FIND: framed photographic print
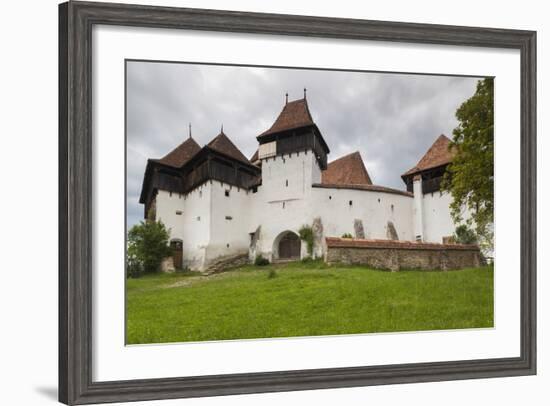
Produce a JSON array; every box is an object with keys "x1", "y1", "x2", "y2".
[{"x1": 59, "y1": 1, "x2": 536, "y2": 404}]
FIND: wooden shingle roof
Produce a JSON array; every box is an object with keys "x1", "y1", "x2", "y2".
[
  {"x1": 154, "y1": 137, "x2": 201, "y2": 168},
  {"x1": 403, "y1": 134, "x2": 454, "y2": 177},
  {"x1": 321, "y1": 151, "x2": 372, "y2": 186},
  {"x1": 258, "y1": 98, "x2": 315, "y2": 138},
  {"x1": 207, "y1": 131, "x2": 250, "y2": 164}
]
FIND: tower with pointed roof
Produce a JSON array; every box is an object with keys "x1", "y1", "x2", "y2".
[
  {"x1": 401, "y1": 134, "x2": 459, "y2": 242},
  {"x1": 257, "y1": 96, "x2": 330, "y2": 169}
]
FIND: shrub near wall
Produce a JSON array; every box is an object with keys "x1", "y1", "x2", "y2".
[{"x1": 325, "y1": 237, "x2": 481, "y2": 271}]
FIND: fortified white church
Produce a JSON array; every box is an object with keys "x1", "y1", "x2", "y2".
[{"x1": 139, "y1": 92, "x2": 468, "y2": 271}]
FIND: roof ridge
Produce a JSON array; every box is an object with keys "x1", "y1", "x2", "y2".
[
  {"x1": 157, "y1": 136, "x2": 201, "y2": 168},
  {"x1": 329, "y1": 150, "x2": 361, "y2": 163},
  {"x1": 206, "y1": 130, "x2": 250, "y2": 164},
  {"x1": 258, "y1": 97, "x2": 315, "y2": 137},
  {"x1": 402, "y1": 133, "x2": 454, "y2": 178}
]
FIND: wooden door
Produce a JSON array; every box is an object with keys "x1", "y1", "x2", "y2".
[
  {"x1": 170, "y1": 240, "x2": 183, "y2": 269},
  {"x1": 279, "y1": 233, "x2": 300, "y2": 259}
]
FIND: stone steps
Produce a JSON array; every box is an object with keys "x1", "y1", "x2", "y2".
[{"x1": 203, "y1": 254, "x2": 249, "y2": 275}]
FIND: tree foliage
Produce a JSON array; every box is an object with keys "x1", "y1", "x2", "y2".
[
  {"x1": 453, "y1": 225, "x2": 478, "y2": 245},
  {"x1": 127, "y1": 220, "x2": 172, "y2": 276},
  {"x1": 444, "y1": 78, "x2": 494, "y2": 247}
]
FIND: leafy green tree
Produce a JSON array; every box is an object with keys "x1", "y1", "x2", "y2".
[
  {"x1": 127, "y1": 220, "x2": 172, "y2": 276},
  {"x1": 444, "y1": 78, "x2": 494, "y2": 248},
  {"x1": 453, "y1": 225, "x2": 478, "y2": 245}
]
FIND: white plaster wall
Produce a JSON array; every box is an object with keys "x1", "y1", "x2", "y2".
[
  {"x1": 260, "y1": 151, "x2": 319, "y2": 202},
  {"x1": 156, "y1": 185, "x2": 212, "y2": 270},
  {"x1": 154, "y1": 189, "x2": 186, "y2": 240},
  {"x1": 180, "y1": 184, "x2": 212, "y2": 270},
  {"x1": 413, "y1": 179, "x2": 424, "y2": 240},
  {"x1": 311, "y1": 187, "x2": 415, "y2": 242},
  {"x1": 207, "y1": 181, "x2": 254, "y2": 261},
  {"x1": 251, "y1": 152, "x2": 322, "y2": 260},
  {"x1": 421, "y1": 191, "x2": 456, "y2": 243}
]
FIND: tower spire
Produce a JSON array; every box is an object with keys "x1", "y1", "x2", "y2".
[
  {"x1": 221, "y1": 123, "x2": 224, "y2": 134},
  {"x1": 285, "y1": 92, "x2": 288, "y2": 104},
  {"x1": 188, "y1": 122, "x2": 192, "y2": 138},
  {"x1": 303, "y1": 87, "x2": 307, "y2": 100}
]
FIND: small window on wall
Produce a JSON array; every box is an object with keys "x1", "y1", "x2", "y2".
[
  {"x1": 175, "y1": 210, "x2": 182, "y2": 215},
  {"x1": 225, "y1": 189, "x2": 230, "y2": 197},
  {"x1": 196, "y1": 216, "x2": 201, "y2": 221},
  {"x1": 283, "y1": 202, "x2": 286, "y2": 209},
  {"x1": 285, "y1": 179, "x2": 288, "y2": 187},
  {"x1": 391, "y1": 204, "x2": 394, "y2": 212},
  {"x1": 415, "y1": 235, "x2": 422, "y2": 242},
  {"x1": 199, "y1": 191, "x2": 202, "y2": 198},
  {"x1": 225, "y1": 216, "x2": 233, "y2": 220},
  {"x1": 349, "y1": 200, "x2": 353, "y2": 206}
]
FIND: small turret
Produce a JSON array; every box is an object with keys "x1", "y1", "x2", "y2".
[{"x1": 256, "y1": 92, "x2": 330, "y2": 169}]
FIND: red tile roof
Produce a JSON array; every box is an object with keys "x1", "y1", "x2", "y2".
[
  {"x1": 321, "y1": 151, "x2": 372, "y2": 186},
  {"x1": 154, "y1": 137, "x2": 201, "y2": 168},
  {"x1": 258, "y1": 98, "x2": 315, "y2": 138},
  {"x1": 403, "y1": 134, "x2": 454, "y2": 177},
  {"x1": 325, "y1": 237, "x2": 479, "y2": 251},
  {"x1": 207, "y1": 131, "x2": 250, "y2": 164}
]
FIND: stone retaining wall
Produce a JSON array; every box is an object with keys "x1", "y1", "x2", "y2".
[{"x1": 325, "y1": 237, "x2": 481, "y2": 271}]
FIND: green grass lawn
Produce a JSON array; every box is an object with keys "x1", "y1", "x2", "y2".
[{"x1": 126, "y1": 261, "x2": 494, "y2": 344}]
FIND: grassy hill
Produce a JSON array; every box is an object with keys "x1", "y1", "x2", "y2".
[{"x1": 126, "y1": 261, "x2": 494, "y2": 344}]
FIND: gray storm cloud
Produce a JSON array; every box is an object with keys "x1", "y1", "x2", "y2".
[{"x1": 126, "y1": 61, "x2": 481, "y2": 229}]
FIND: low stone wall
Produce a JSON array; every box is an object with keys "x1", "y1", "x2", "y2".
[{"x1": 325, "y1": 237, "x2": 481, "y2": 271}]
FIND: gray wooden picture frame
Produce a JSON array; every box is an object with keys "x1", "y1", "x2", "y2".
[{"x1": 59, "y1": 1, "x2": 537, "y2": 404}]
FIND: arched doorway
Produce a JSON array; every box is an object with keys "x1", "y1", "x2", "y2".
[
  {"x1": 274, "y1": 231, "x2": 301, "y2": 260},
  {"x1": 170, "y1": 239, "x2": 183, "y2": 269}
]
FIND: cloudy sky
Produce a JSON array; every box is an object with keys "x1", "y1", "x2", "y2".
[{"x1": 127, "y1": 61, "x2": 482, "y2": 228}]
